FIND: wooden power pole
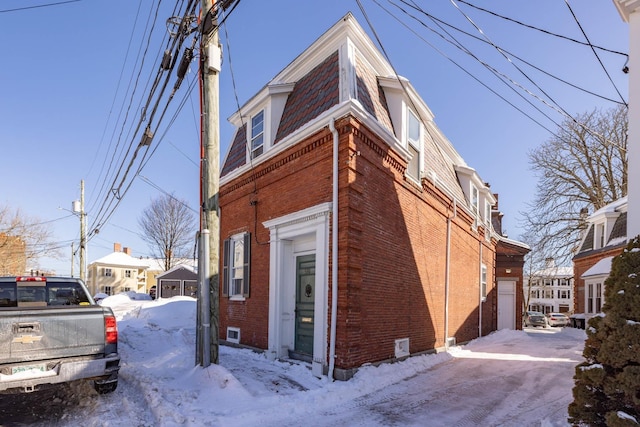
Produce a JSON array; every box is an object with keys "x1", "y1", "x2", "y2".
[{"x1": 199, "y1": 0, "x2": 221, "y2": 366}]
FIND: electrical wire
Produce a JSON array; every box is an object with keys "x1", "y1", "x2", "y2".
[
  {"x1": 457, "y1": 0, "x2": 628, "y2": 58},
  {"x1": 388, "y1": 0, "x2": 626, "y2": 151},
  {"x1": 88, "y1": 0, "x2": 200, "y2": 241},
  {"x1": 563, "y1": 0, "x2": 627, "y2": 107},
  {"x1": 380, "y1": 0, "x2": 561, "y2": 135},
  {"x1": 0, "y1": 0, "x2": 81, "y2": 13},
  {"x1": 390, "y1": 0, "x2": 624, "y2": 105}
]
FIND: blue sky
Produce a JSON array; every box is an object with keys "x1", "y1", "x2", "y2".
[{"x1": 0, "y1": 0, "x2": 629, "y2": 275}]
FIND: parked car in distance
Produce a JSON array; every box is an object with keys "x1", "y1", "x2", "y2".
[
  {"x1": 524, "y1": 311, "x2": 547, "y2": 328},
  {"x1": 546, "y1": 312, "x2": 570, "y2": 327}
]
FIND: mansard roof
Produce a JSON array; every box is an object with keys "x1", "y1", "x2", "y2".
[
  {"x1": 574, "y1": 197, "x2": 628, "y2": 260},
  {"x1": 220, "y1": 12, "x2": 492, "y2": 207}
]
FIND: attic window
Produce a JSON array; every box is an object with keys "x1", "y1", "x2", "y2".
[
  {"x1": 251, "y1": 110, "x2": 264, "y2": 159},
  {"x1": 471, "y1": 185, "x2": 479, "y2": 213},
  {"x1": 484, "y1": 199, "x2": 492, "y2": 225},
  {"x1": 406, "y1": 110, "x2": 421, "y2": 180},
  {"x1": 596, "y1": 223, "x2": 605, "y2": 249}
]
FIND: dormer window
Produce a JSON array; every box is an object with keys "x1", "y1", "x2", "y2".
[
  {"x1": 595, "y1": 222, "x2": 606, "y2": 249},
  {"x1": 406, "y1": 109, "x2": 421, "y2": 180},
  {"x1": 471, "y1": 185, "x2": 479, "y2": 214},
  {"x1": 251, "y1": 110, "x2": 264, "y2": 159},
  {"x1": 484, "y1": 199, "x2": 492, "y2": 225}
]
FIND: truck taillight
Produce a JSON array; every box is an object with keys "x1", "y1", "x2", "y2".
[
  {"x1": 105, "y1": 315, "x2": 118, "y2": 344},
  {"x1": 16, "y1": 276, "x2": 46, "y2": 282}
]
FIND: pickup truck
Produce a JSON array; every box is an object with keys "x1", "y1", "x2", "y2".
[{"x1": 0, "y1": 276, "x2": 120, "y2": 394}]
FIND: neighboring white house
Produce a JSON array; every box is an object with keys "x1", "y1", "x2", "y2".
[
  {"x1": 86, "y1": 243, "x2": 149, "y2": 296},
  {"x1": 86, "y1": 242, "x2": 198, "y2": 297},
  {"x1": 525, "y1": 258, "x2": 574, "y2": 314}
]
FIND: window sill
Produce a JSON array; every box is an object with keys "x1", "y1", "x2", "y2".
[{"x1": 229, "y1": 295, "x2": 246, "y2": 302}]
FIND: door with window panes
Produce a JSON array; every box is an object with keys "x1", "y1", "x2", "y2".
[{"x1": 294, "y1": 255, "x2": 315, "y2": 358}]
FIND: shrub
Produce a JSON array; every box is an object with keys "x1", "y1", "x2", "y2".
[{"x1": 568, "y1": 236, "x2": 640, "y2": 426}]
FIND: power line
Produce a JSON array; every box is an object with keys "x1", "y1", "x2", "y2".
[
  {"x1": 0, "y1": 0, "x2": 81, "y2": 14},
  {"x1": 563, "y1": 0, "x2": 627, "y2": 107},
  {"x1": 456, "y1": 0, "x2": 628, "y2": 58},
  {"x1": 382, "y1": 0, "x2": 561, "y2": 134},
  {"x1": 392, "y1": 0, "x2": 624, "y2": 105},
  {"x1": 386, "y1": 0, "x2": 626, "y2": 150}
]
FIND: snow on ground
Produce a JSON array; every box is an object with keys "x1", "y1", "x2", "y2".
[{"x1": 30, "y1": 295, "x2": 586, "y2": 427}]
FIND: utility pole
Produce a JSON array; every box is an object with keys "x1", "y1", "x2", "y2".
[
  {"x1": 80, "y1": 180, "x2": 86, "y2": 281},
  {"x1": 199, "y1": 0, "x2": 221, "y2": 366},
  {"x1": 72, "y1": 180, "x2": 87, "y2": 282}
]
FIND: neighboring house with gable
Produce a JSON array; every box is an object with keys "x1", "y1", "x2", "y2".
[
  {"x1": 217, "y1": 13, "x2": 525, "y2": 379},
  {"x1": 86, "y1": 243, "x2": 149, "y2": 296},
  {"x1": 86, "y1": 242, "x2": 198, "y2": 297},
  {"x1": 572, "y1": 196, "x2": 627, "y2": 326}
]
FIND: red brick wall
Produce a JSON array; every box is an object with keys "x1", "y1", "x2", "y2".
[{"x1": 218, "y1": 115, "x2": 496, "y2": 370}]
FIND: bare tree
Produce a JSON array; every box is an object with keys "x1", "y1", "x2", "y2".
[
  {"x1": 138, "y1": 194, "x2": 196, "y2": 271},
  {"x1": 0, "y1": 205, "x2": 59, "y2": 275},
  {"x1": 521, "y1": 105, "x2": 627, "y2": 264}
]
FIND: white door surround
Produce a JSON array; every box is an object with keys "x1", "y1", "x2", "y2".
[{"x1": 263, "y1": 203, "x2": 331, "y2": 377}]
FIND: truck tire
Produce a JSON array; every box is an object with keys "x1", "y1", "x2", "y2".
[{"x1": 94, "y1": 380, "x2": 118, "y2": 394}]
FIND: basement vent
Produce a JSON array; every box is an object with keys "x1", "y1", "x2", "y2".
[
  {"x1": 394, "y1": 338, "x2": 410, "y2": 358},
  {"x1": 227, "y1": 327, "x2": 240, "y2": 344},
  {"x1": 446, "y1": 337, "x2": 457, "y2": 348}
]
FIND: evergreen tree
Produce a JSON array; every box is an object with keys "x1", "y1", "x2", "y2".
[{"x1": 568, "y1": 236, "x2": 640, "y2": 426}]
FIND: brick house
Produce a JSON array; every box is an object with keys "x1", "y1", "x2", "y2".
[
  {"x1": 218, "y1": 13, "x2": 518, "y2": 379},
  {"x1": 572, "y1": 196, "x2": 627, "y2": 326},
  {"x1": 0, "y1": 234, "x2": 26, "y2": 276},
  {"x1": 491, "y1": 197, "x2": 530, "y2": 330}
]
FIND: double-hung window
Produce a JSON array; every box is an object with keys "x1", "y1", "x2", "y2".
[
  {"x1": 251, "y1": 110, "x2": 264, "y2": 159},
  {"x1": 587, "y1": 282, "x2": 603, "y2": 313},
  {"x1": 406, "y1": 110, "x2": 421, "y2": 181},
  {"x1": 103, "y1": 268, "x2": 112, "y2": 277},
  {"x1": 484, "y1": 200, "x2": 492, "y2": 225},
  {"x1": 480, "y1": 264, "x2": 487, "y2": 300},
  {"x1": 223, "y1": 233, "x2": 251, "y2": 299},
  {"x1": 471, "y1": 185, "x2": 479, "y2": 214}
]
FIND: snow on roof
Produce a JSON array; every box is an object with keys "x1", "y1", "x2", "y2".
[
  {"x1": 581, "y1": 256, "x2": 614, "y2": 279},
  {"x1": 156, "y1": 264, "x2": 197, "y2": 279},
  {"x1": 589, "y1": 196, "x2": 627, "y2": 219},
  {"x1": 91, "y1": 251, "x2": 150, "y2": 268},
  {"x1": 531, "y1": 266, "x2": 573, "y2": 278}
]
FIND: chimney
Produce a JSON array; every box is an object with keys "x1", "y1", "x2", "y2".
[
  {"x1": 545, "y1": 257, "x2": 556, "y2": 269},
  {"x1": 114, "y1": 243, "x2": 122, "y2": 253},
  {"x1": 124, "y1": 247, "x2": 131, "y2": 256}
]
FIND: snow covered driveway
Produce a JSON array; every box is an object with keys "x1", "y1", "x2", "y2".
[{"x1": 7, "y1": 298, "x2": 585, "y2": 427}]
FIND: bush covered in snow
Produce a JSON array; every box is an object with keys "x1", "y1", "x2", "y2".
[{"x1": 568, "y1": 236, "x2": 640, "y2": 426}]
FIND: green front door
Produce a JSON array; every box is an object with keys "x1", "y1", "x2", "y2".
[{"x1": 294, "y1": 254, "x2": 315, "y2": 357}]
